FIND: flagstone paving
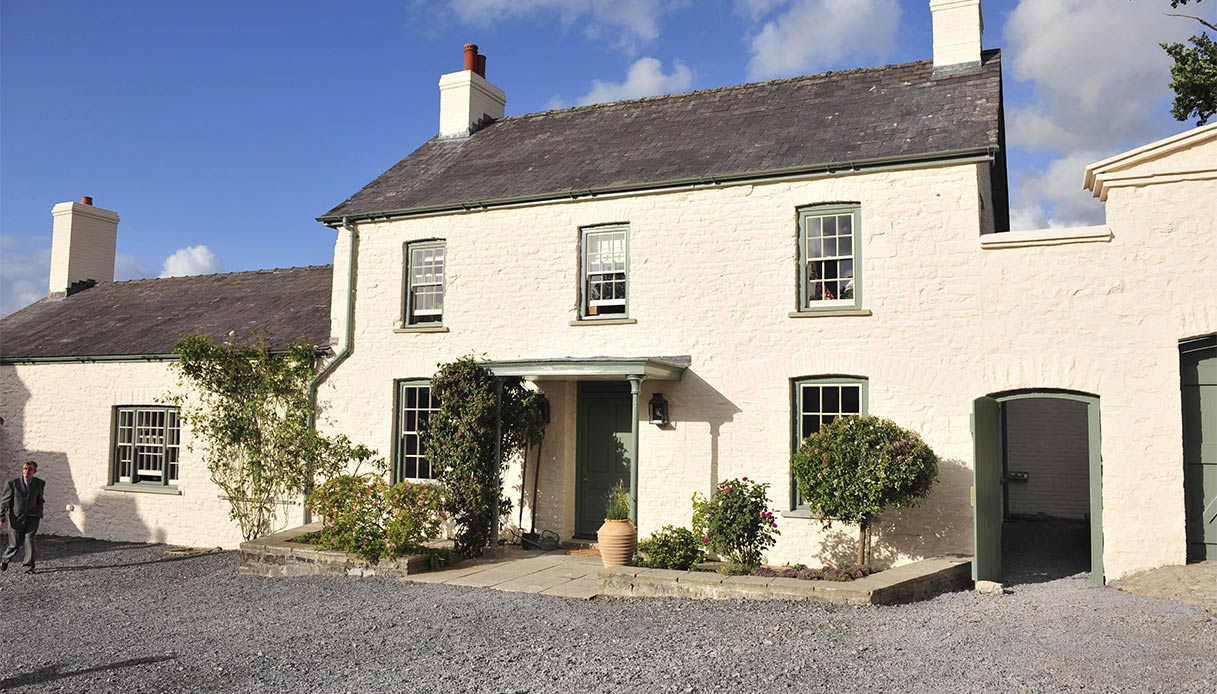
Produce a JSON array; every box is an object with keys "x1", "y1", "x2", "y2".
[
  {"x1": 1113, "y1": 561, "x2": 1217, "y2": 615},
  {"x1": 406, "y1": 548, "x2": 601, "y2": 599}
]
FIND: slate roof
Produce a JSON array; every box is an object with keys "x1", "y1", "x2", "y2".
[
  {"x1": 0, "y1": 266, "x2": 332, "y2": 361},
  {"x1": 321, "y1": 51, "x2": 1003, "y2": 222}
]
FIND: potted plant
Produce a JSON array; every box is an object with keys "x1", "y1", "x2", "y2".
[{"x1": 597, "y1": 481, "x2": 637, "y2": 567}]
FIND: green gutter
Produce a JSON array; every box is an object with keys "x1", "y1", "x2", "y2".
[
  {"x1": 302, "y1": 217, "x2": 359, "y2": 523},
  {"x1": 318, "y1": 147, "x2": 998, "y2": 226},
  {"x1": 0, "y1": 354, "x2": 180, "y2": 365}
]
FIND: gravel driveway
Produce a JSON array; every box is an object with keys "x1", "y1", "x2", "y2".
[{"x1": 1, "y1": 536, "x2": 1214, "y2": 693}]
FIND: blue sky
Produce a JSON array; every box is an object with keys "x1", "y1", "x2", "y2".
[{"x1": 1, "y1": 0, "x2": 1205, "y2": 316}]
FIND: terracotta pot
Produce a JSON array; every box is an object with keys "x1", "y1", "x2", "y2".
[{"x1": 597, "y1": 519, "x2": 637, "y2": 567}]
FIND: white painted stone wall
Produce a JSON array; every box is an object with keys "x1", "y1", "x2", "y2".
[
  {"x1": 316, "y1": 146, "x2": 1215, "y2": 580},
  {"x1": 0, "y1": 361, "x2": 301, "y2": 548},
  {"x1": 1003, "y1": 398, "x2": 1090, "y2": 519}
]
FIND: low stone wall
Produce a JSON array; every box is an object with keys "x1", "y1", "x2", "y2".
[
  {"x1": 599, "y1": 556, "x2": 972, "y2": 605},
  {"x1": 238, "y1": 523, "x2": 428, "y2": 578}
]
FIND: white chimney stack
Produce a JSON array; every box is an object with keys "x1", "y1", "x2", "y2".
[
  {"x1": 48, "y1": 196, "x2": 118, "y2": 298},
  {"x1": 930, "y1": 0, "x2": 983, "y2": 72},
  {"x1": 438, "y1": 43, "x2": 506, "y2": 139}
]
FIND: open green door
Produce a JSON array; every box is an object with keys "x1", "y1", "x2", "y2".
[
  {"x1": 972, "y1": 396, "x2": 1002, "y2": 582},
  {"x1": 1183, "y1": 339, "x2": 1217, "y2": 560}
]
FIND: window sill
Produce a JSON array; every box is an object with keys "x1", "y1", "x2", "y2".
[
  {"x1": 781, "y1": 509, "x2": 825, "y2": 520},
  {"x1": 103, "y1": 484, "x2": 182, "y2": 496},
  {"x1": 395, "y1": 325, "x2": 449, "y2": 333},
  {"x1": 788, "y1": 309, "x2": 871, "y2": 318},
  {"x1": 569, "y1": 318, "x2": 637, "y2": 326}
]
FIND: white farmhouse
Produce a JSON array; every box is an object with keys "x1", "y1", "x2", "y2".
[{"x1": 1, "y1": 0, "x2": 1213, "y2": 584}]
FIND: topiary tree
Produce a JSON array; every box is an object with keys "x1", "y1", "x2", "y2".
[
  {"x1": 424, "y1": 356, "x2": 544, "y2": 557},
  {"x1": 792, "y1": 415, "x2": 938, "y2": 566}
]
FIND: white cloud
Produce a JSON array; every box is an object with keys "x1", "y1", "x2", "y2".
[
  {"x1": 745, "y1": 0, "x2": 901, "y2": 79},
  {"x1": 160, "y1": 245, "x2": 222, "y2": 278},
  {"x1": 576, "y1": 57, "x2": 694, "y2": 105},
  {"x1": 1009, "y1": 152, "x2": 1106, "y2": 230},
  {"x1": 1003, "y1": 0, "x2": 1194, "y2": 154},
  {"x1": 447, "y1": 0, "x2": 668, "y2": 53},
  {"x1": 1000, "y1": 1, "x2": 1197, "y2": 230},
  {"x1": 0, "y1": 237, "x2": 50, "y2": 317}
]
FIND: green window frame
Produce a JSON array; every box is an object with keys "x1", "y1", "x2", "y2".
[
  {"x1": 580, "y1": 225, "x2": 629, "y2": 319},
  {"x1": 112, "y1": 406, "x2": 181, "y2": 487},
  {"x1": 797, "y1": 204, "x2": 861, "y2": 311},
  {"x1": 394, "y1": 380, "x2": 441, "y2": 481},
  {"x1": 405, "y1": 240, "x2": 445, "y2": 326},
  {"x1": 790, "y1": 376, "x2": 868, "y2": 509}
]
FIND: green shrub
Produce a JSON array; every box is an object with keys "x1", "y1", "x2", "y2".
[
  {"x1": 384, "y1": 481, "x2": 445, "y2": 556},
  {"x1": 691, "y1": 477, "x2": 779, "y2": 571},
  {"x1": 792, "y1": 415, "x2": 938, "y2": 566},
  {"x1": 636, "y1": 525, "x2": 704, "y2": 570},
  {"x1": 308, "y1": 474, "x2": 445, "y2": 562},
  {"x1": 309, "y1": 473, "x2": 392, "y2": 561}
]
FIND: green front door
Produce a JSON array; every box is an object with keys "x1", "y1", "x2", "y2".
[
  {"x1": 972, "y1": 396, "x2": 1003, "y2": 582},
  {"x1": 576, "y1": 382, "x2": 633, "y2": 537},
  {"x1": 1183, "y1": 338, "x2": 1217, "y2": 560}
]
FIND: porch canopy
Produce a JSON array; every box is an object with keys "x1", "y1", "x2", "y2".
[{"x1": 481, "y1": 356, "x2": 690, "y2": 524}]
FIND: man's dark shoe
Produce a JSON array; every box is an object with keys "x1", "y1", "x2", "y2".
[
  {"x1": 1, "y1": 561, "x2": 7, "y2": 572},
  {"x1": 22, "y1": 565, "x2": 34, "y2": 574}
]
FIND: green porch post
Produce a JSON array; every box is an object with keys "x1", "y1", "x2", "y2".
[{"x1": 627, "y1": 375, "x2": 642, "y2": 524}]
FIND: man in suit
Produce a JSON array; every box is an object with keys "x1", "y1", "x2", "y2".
[{"x1": 1, "y1": 460, "x2": 46, "y2": 574}]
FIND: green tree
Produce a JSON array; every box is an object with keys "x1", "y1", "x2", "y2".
[
  {"x1": 1161, "y1": 0, "x2": 1217, "y2": 125},
  {"x1": 424, "y1": 356, "x2": 545, "y2": 557},
  {"x1": 792, "y1": 415, "x2": 938, "y2": 566},
  {"x1": 169, "y1": 332, "x2": 372, "y2": 541}
]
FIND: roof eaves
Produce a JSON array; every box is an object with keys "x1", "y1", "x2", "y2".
[{"x1": 317, "y1": 146, "x2": 1000, "y2": 226}]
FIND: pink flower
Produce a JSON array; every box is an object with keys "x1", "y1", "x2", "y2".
[
  {"x1": 742, "y1": 477, "x2": 748, "y2": 482},
  {"x1": 770, "y1": 522, "x2": 778, "y2": 528},
  {"x1": 701, "y1": 537, "x2": 709, "y2": 544},
  {"x1": 726, "y1": 487, "x2": 733, "y2": 493}
]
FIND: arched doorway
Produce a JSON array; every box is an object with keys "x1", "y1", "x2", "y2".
[{"x1": 972, "y1": 391, "x2": 1103, "y2": 585}]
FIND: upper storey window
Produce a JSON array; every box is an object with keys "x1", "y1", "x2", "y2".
[
  {"x1": 406, "y1": 241, "x2": 445, "y2": 325},
  {"x1": 798, "y1": 205, "x2": 861, "y2": 311},
  {"x1": 581, "y1": 226, "x2": 628, "y2": 318}
]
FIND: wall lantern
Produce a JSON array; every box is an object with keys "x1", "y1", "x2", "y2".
[{"x1": 648, "y1": 393, "x2": 669, "y2": 426}]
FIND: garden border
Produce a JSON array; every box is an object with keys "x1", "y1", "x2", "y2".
[
  {"x1": 239, "y1": 523, "x2": 429, "y2": 578},
  {"x1": 599, "y1": 556, "x2": 972, "y2": 604}
]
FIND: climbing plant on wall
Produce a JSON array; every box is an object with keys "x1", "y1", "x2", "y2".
[
  {"x1": 169, "y1": 332, "x2": 373, "y2": 541},
  {"x1": 424, "y1": 356, "x2": 546, "y2": 557}
]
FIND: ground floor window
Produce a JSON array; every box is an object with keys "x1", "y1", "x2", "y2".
[
  {"x1": 113, "y1": 406, "x2": 180, "y2": 486},
  {"x1": 791, "y1": 377, "x2": 867, "y2": 507},
  {"x1": 395, "y1": 381, "x2": 441, "y2": 480}
]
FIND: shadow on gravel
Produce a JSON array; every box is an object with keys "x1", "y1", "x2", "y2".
[
  {"x1": 0, "y1": 655, "x2": 176, "y2": 689},
  {"x1": 1002, "y1": 517, "x2": 1090, "y2": 587},
  {"x1": 35, "y1": 551, "x2": 220, "y2": 574}
]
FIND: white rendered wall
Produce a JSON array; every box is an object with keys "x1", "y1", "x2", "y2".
[
  {"x1": 0, "y1": 361, "x2": 302, "y2": 548},
  {"x1": 316, "y1": 155, "x2": 1215, "y2": 580}
]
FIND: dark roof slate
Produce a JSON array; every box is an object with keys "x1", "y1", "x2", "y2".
[
  {"x1": 322, "y1": 51, "x2": 1002, "y2": 221},
  {"x1": 0, "y1": 266, "x2": 332, "y2": 360}
]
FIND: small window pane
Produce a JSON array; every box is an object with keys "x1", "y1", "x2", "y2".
[
  {"x1": 822, "y1": 387, "x2": 840, "y2": 413},
  {"x1": 842, "y1": 386, "x2": 860, "y2": 413}
]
